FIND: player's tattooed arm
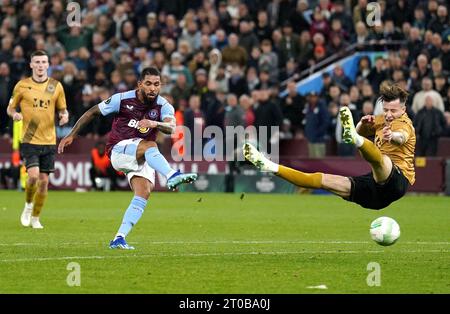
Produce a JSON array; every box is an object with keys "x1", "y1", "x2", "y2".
[
  {"x1": 390, "y1": 131, "x2": 406, "y2": 145},
  {"x1": 382, "y1": 124, "x2": 407, "y2": 145},
  {"x1": 68, "y1": 105, "x2": 101, "y2": 137},
  {"x1": 156, "y1": 117, "x2": 176, "y2": 134},
  {"x1": 137, "y1": 117, "x2": 175, "y2": 134},
  {"x1": 58, "y1": 105, "x2": 101, "y2": 153}
]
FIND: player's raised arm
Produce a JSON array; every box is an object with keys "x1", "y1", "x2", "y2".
[
  {"x1": 58, "y1": 105, "x2": 102, "y2": 153},
  {"x1": 356, "y1": 115, "x2": 376, "y2": 137},
  {"x1": 58, "y1": 92, "x2": 122, "y2": 154}
]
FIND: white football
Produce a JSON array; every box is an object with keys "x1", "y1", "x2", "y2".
[{"x1": 369, "y1": 217, "x2": 401, "y2": 246}]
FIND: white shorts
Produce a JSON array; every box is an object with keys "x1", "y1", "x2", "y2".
[{"x1": 110, "y1": 138, "x2": 155, "y2": 185}]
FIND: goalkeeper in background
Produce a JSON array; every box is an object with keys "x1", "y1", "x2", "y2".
[
  {"x1": 6, "y1": 50, "x2": 68, "y2": 228},
  {"x1": 244, "y1": 81, "x2": 416, "y2": 210}
]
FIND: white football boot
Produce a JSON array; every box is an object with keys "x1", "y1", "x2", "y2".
[
  {"x1": 243, "y1": 143, "x2": 279, "y2": 173},
  {"x1": 20, "y1": 202, "x2": 33, "y2": 227},
  {"x1": 30, "y1": 216, "x2": 44, "y2": 229}
]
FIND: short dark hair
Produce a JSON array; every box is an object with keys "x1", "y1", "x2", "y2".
[
  {"x1": 30, "y1": 50, "x2": 48, "y2": 59},
  {"x1": 139, "y1": 67, "x2": 161, "y2": 80},
  {"x1": 379, "y1": 80, "x2": 409, "y2": 104}
]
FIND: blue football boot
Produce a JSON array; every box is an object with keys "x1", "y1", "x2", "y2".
[
  {"x1": 166, "y1": 170, "x2": 198, "y2": 190},
  {"x1": 109, "y1": 236, "x2": 135, "y2": 250}
]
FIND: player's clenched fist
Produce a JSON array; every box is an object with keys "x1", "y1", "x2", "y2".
[{"x1": 360, "y1": 115, "x2": 375, "y2": 125}]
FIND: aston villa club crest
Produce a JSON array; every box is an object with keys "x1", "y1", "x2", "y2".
[{"x1": 149, "y1": 109, "x2": 158, "y2": 119}]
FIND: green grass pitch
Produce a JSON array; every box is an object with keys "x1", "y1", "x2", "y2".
[{"x1": 0, "y1": 191, "x2": 449, "y2": 293}]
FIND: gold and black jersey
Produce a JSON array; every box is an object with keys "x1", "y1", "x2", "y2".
[
  {"x1": 359, "y1": 113, "x2": 416, "y2": 185},
  {"x1": 7, "y1": 77, "x2": 66, "y2": 145}
]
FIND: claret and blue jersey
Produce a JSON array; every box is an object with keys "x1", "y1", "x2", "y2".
[{"x1": 98, "y1": 90, "x2": 175, "y2": 156}]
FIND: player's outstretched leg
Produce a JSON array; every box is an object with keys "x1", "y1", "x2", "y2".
[
  {"x1": 140, "y1": 143, "x2": 198, "y2": 190},
  {"x1": 339, "y1": 106, "x2": 387, "y2": 171},
  {"x1": 166, "y1": 170, "x2": 198, "y2": 190},
  {"x1": 243, "y1": 143, "x2": 323, "y2": 189}
]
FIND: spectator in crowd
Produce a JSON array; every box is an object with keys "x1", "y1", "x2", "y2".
[
  {"x1": 224, "y1": 93, "x2": 245, "y2": 128},
  {"x1": 256, "y1": 69, "x2": 272, "y2": 90},
  {"x1": 415, "y1": 53, "x2": 430, "y2": 80},
  {"x1": 253, "y1": 89, "x2": 283, "y2": 153},
  {"x1": 224, "y1": 92, "x2": 245, "y2": 192},
  {"x1": 278, "y1": 22, "x2": 300, "y2": 67},
  {"x1": 297, "y1": 30, "x2": 314, "y2": 71},
  {"x1": 0, "y1": 36, "x2": 13, "y2": 64},
  {"x1": 434, "y1": 74, "x2": 448, "y2": 99},
  {"x1": 228, "y1": 63, "x2": 248, "y2": 97},
  {"x1": 356, "y1": 56, "x2": 371, "y2": 80},
  {"x1": 0, "y1": 62, "x2": 13, "y2": 136},
  {"x1": 238, "y1": 19, "x2": 259, "y2": 55},
  {"x1": 444, "y1": 86, "x2": 450, "y2": 112},
  {"x1": 303, "y1": 91, "x2": 329, "y2": 158},
  {"x1": 412, "y1": 77, "x2": 445, "y2": 113},
  {"x1": 281, "y1": 81, "x2": 304, "y2": 135},
  {"x1": 427, "y1": 5, "x2": 448, "y2": 35},
  {"x1": 414, "y1": 94, "x2": 447, "y2": 156},
  {"x1": 239, "y1": 93, "x2": 255, "y2": 127},
  {"x1": 430, "y1": 58, "x2": 448, "y2": 79},
  {"x1": 0, "y1": 0, "x2": 448, "y2": 160},
  {"x1": 310, "y1": 7, "x2": 330, "y2": 39},
  {"x1": 9, "y1": 45, "x2": 27, "y2": 82},
  {"x1": 184, "y1": 94, "x2": 206, "y2": 158},
  {"x1": 255, "y1": 10, "x2": 273, "y2": 42},
  {"x1": 352, "y1": 21, "x2": 369, "y2": 45},
  {"x1": 170, "y1": 73, "x2": 191, "y2": 111},
  {"x1": 331, "y1": 65, "x2": 352, "y2": 91},
  {"x1": 367, "y1": 56, "x2": 388, "y2": 93},
  {"x1": 289, "y1": 0, "x2": 310, "y2": 35},
  {"x1": 162, "y1": 52, "x2": 193, "y2": 88},
  {"x1": 259, "y1": 39, "x2": 278, "y2": 84},
  {"x1": 442, "y1": 112, "x2": 450, "y2": 137},
  {"x1": 221, "y1": 33, "x2": 247, "y2": 68}
]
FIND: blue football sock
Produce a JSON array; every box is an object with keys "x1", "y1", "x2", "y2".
[
  {"x1": 144, "y1": 147, "x2": 176, "y2": 178},
  {"x1": 116, "y1": 196, "x2": 147, "y2": 238}
]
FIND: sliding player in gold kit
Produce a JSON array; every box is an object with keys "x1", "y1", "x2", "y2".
[{"x1": 245, "y1": 81, "x2": 415, "y2": 210}]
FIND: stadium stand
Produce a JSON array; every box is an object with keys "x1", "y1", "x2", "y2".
[{"x1": 0, "y1": 0, "x2": 449, "y2": 191}]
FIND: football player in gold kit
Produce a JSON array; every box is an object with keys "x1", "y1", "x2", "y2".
[
  {"x1": 244, "y1": 81, "x2": 415, "y2": 209},
  {"x1": 6, "y1": 50, "x2": 68, "y2": 228}
]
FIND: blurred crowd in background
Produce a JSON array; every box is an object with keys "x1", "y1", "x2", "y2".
[{"x1": 0, "y1": 0, "x2": 449, "y2": 158}]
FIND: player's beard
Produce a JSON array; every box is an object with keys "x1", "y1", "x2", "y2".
[{"x1": 140, "y1": 89, "x2": 157, "y2": 106}]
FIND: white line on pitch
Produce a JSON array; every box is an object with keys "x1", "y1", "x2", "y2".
[
  {"x1": 0, "y1": 240, "x2": 449, "y2": 247},
  {"x1": 0, "y1": 250, "x2": 449, "y2": 263}
]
